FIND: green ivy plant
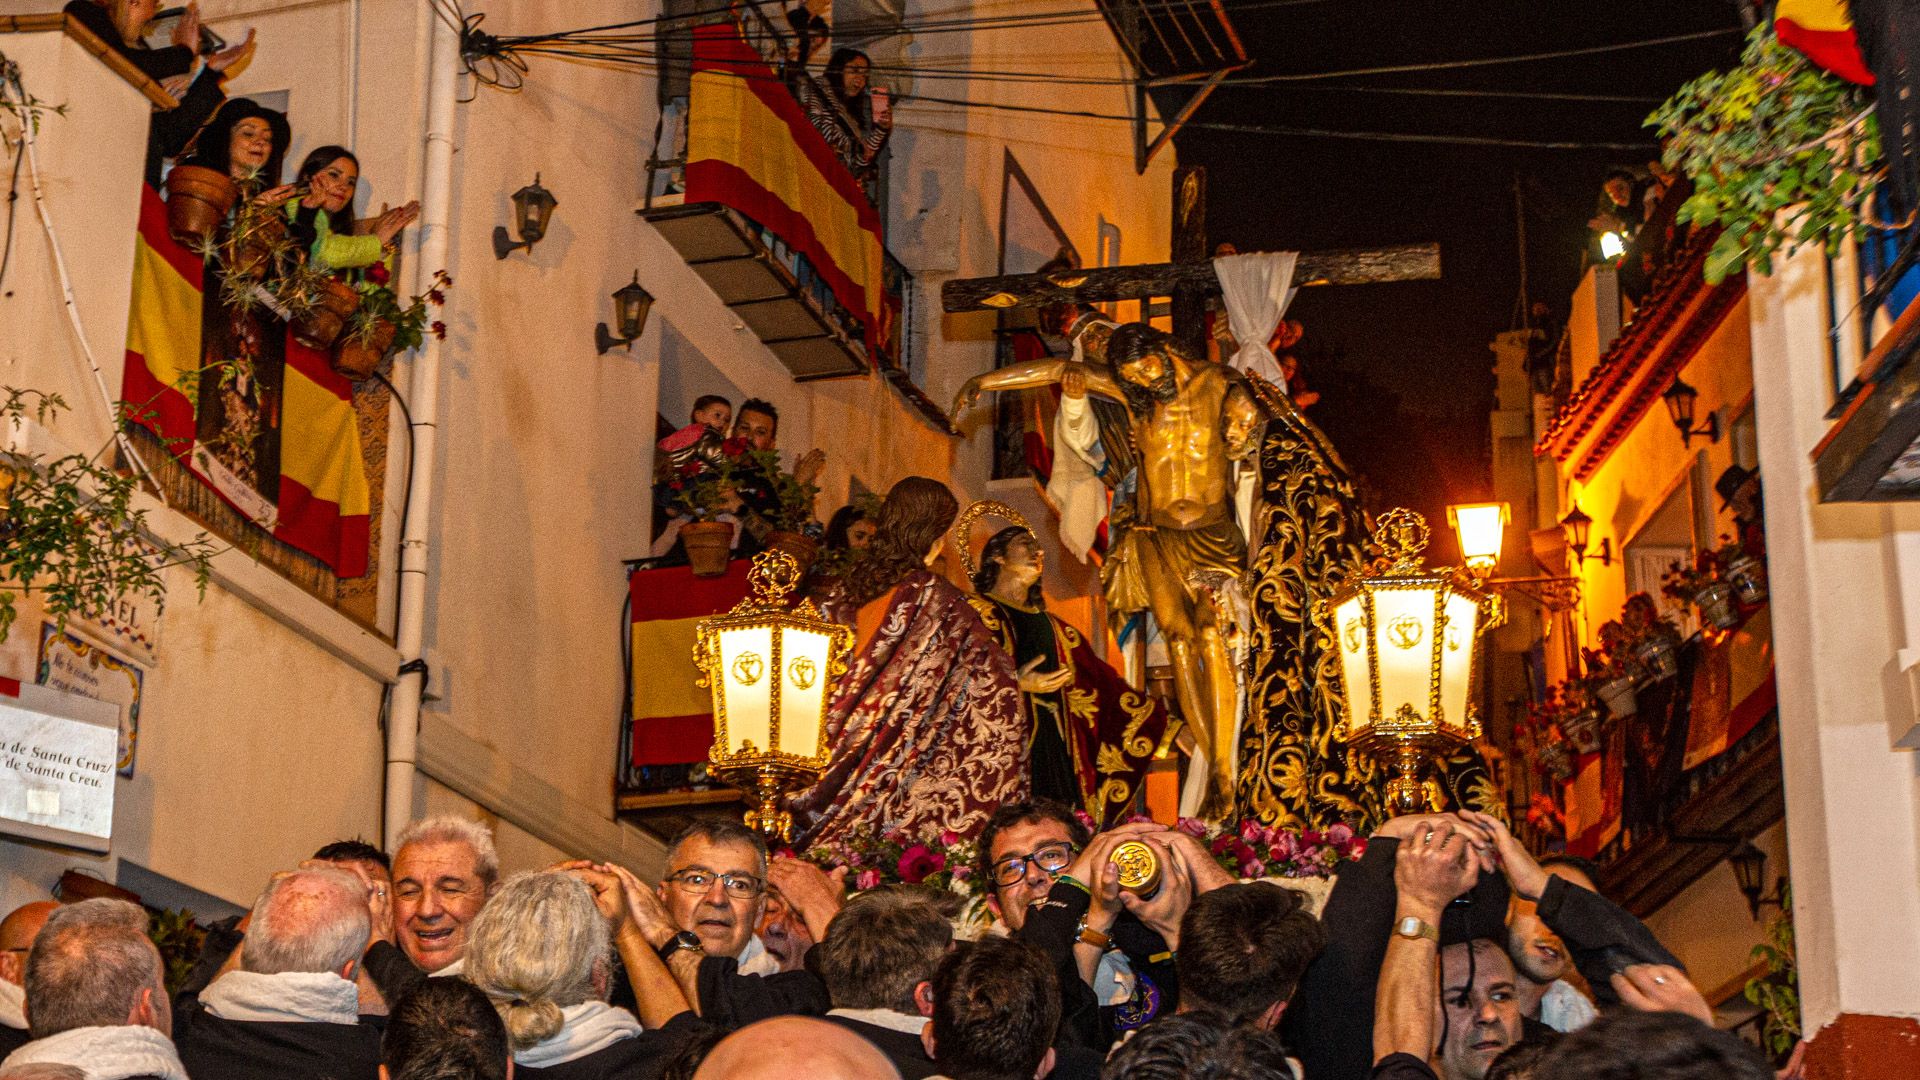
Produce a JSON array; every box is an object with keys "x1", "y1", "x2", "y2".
[
  {"x1": 0, "y1": 387, "x2": 222, "y2": 644},
  {"x1": 146, "y1": 906, "x2": 207, "y2": 995},
  {"x1": 1649, "y1": 26, "x2": 1881, "y2": 284},
  {"x1": 1744, "y1": 882, "x2": 1801, "y2": 1059}
]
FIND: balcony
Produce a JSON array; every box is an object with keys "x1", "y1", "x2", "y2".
[{"x1": 639, "y1": 6, "x2": 934, "y2": 418}]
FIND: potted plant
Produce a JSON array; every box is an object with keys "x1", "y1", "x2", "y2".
[
  {"x1": 662, "y1": 447, "x2": 753, "y2": 578},
  {"x1": 165, "y1": 165, "x2": 239, "y2": 245},
  {"x1": 1520, "y1": 692, "x2": 1577, "y2": 782},
  {"x1": 1584, "y1": 647, "x2": 1640, "y2": 721},
  {"x1": 1621, "y1": 591, "x2": 1683, "y2": 681},
  {"x1": 749, "y1": 450, "x2": 822, "y2": 572},
  {"x1": 334, "y1": 268, "x2": 451, "y2": 380},
  {"x1": 1715, "y1": 534, "x2": 1769, "y2": 606},
  {"x1": 1649, "y1": 25, "x2": 1880, "y2": 284},
  {"x1": 1663, "y1": 551, "x2": 1740, "y2": 632}
]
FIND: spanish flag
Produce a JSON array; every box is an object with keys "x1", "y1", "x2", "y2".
[
  {"x1": 121, "y1": 185, "x2": 371, "y2": 578},
  {"x1": 628, "y1": 561, "x2": 753, "y2": 766},
  {"x1": 685, "y1": 24, "x2": 887, "y2": 354},
  {"x1": 1776, "y1": 0, "x2": 1875, "y2": 85}
]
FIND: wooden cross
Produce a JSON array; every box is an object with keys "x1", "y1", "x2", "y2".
[{"x1": 942, "y1": 166, "x2": 1441, "y2": 355}]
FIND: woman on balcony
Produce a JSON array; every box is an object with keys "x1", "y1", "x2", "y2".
[
  {"x1": 285, "y1": 146, "x2": 421, "y2": 272},
  {"x1": 806, "y1": 48, "x2": 893, "y2": 174}
]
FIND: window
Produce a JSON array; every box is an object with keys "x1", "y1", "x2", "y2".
[{"x1": 1623, "y1": 458, "x2": 1707, "y2": 638}]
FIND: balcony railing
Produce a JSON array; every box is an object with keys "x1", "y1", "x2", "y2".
[{"x1": 639, "y1": 2, "x2": 929, "y2": 404}]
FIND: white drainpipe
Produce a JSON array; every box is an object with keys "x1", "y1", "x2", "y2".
[{"x1": 384, "y1": 6, "x2": 460, "y2": 853}]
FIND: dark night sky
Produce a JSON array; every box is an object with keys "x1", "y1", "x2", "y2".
[{"x1": 1176, "y1": 0, "x2": 1745, "y2": 551}]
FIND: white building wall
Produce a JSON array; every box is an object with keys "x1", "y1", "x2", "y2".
[{"x1": 0, "y1": 0, "x2": 1168, "y2": 909}]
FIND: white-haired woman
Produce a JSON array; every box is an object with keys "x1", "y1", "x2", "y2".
[{"x1": 462, "y1": 870, "x2": 703, "y2": 1079}]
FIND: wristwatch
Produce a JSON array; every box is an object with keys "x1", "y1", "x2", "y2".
[
  {"x1": 657, "y1": 930, "x2": 704, "y2": 961},
  {"x1": 1073, "y1": 917, "x2": 1112, "y2": 951},
  {"x1": 1394, "y1": 915, "x2": 1439, "y2": 944}
]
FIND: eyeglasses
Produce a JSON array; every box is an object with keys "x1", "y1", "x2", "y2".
[
  {"x1": 992, "y1": 842, "x2": 1076, "y2": 887},
  {"x1": 666, "y1": 868, "x2": 764, "y2": 899}
]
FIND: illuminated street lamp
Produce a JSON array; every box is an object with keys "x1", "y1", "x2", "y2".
[
  {"x1": 1661, "y1": 377, "x2": 1721, "y2": 449},
  {"x1": 1446, "y1": 502, "x2": 1509, "y2": 577},
  {"x1": 693, "y1": 551, "x2": 852, "y2": 841},
  {"x1": 595, "y1": 271, "x2": 656, "y2": 354},
  {"x1": 1323, "y1": 509, "x2": 1493, "y2": 814}
]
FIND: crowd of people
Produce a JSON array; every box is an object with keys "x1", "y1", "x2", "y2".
[{"x1": 0, "y1": 803, "x2": 1777, "y2": 1080}]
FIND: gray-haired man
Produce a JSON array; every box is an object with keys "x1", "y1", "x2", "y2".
[{"x1": 0, "y1": 899, "x2": 185, "y2": 1080}]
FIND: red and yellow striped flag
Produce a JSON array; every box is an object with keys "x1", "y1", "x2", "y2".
[
  {"x1": 685, "y1": 24, "x2": 886, "y2": 353},
  {"x1": 121, "y1": 185, "x2": 371, "y2": 578},
  {"x1": 1776, "y1": 0, "x2": 1875, "y2": 85},
  {"x1": 628, "y1": 561, "x2": 753, "y2": 766}
]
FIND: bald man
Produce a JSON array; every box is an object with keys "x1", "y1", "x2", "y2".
[
  {"x1": 0, "y1": 902, "x2": 59, "y2": 1056},
  {"x1": 694, "y1": 1016, "x2": 901, "y2": 1080}
]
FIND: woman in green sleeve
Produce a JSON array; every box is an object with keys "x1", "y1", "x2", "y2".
[{"x1": 286, "y1": 145, "x2": 420, "y2": 272}]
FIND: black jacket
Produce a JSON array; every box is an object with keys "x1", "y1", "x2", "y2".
[
  {"x1": 1013, "y1": 880, "x2": 1178, "y2": 1051},
  {"x1": 514, "y1": 1012, "x2": 712, "y2": 1080},
  {"x1": 173, "y1": 999, "x2": 382, "y2": 1080},
  {"x1": 820, "y1": 1015, "x2": 939, "y2": 1080},
  {"x1": 360, "y1": 940, "x2": 430, "y2": 1005},
  {"x1": 693, "y1": 955, "x2": 830, "y2": 1030},
  {"x1": 0, "y1": 1023, "x2": 29, "y2": 1059}
]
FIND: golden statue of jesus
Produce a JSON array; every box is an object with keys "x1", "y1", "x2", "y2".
[{"x1": 952, "y1": 319, "x2": 1264, "y2": 817}]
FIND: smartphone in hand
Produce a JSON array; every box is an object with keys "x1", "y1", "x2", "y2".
[{"x1": 870, "y1": 86, "x2": 892, "y2": 126}]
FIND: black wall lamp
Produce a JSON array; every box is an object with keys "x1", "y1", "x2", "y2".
[
  {"x1": 493, "y1": 173, "x2": 558, "y2": 259},
  {"x1": 1560, "y1": 505, "x2": 1612, "y2": 568},
  {"x1": 595, "y1": 271, "x2": 655, "y2": 354},
  {"x1": 1662, "y1": 377, "x2": 1721, "y2": 449},
  {"x1": 1728, "y1": 841, "x2": 1787, "y2": 921}
]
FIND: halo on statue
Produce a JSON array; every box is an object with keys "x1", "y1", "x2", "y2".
[{"x1": 950, "y1": 500, "x2": 1033, "y2": 579}]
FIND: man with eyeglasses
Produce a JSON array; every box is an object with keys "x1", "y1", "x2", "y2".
[
  {"x1": 0, "y1": 901, "x2": 59, "y2": 1057},
  {"x1": 979, "y1": 800, "x2": 1234, "y2": 1052}
]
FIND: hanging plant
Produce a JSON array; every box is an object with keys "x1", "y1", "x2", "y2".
[
  {"x1": 1744, "y1": 883, "x2": 1800, "y2": 1060},
  {"x1": 1648, "y1": 25, "x2": 1880, "y2": 284},
  {"x1": 0, "y1": 388, "x2": 222, "y2": 645}
]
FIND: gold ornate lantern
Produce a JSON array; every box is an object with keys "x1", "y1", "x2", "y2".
[
  {"x1": 693, "y1": 551, "x2": 853, "y2": 841},
  {"x1": 1322, "y1": 509, "x2": 1493, "y2": 814}
]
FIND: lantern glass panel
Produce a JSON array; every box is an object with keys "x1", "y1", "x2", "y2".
[
  {"x1": 1334, "y1": 595, "x2": 1373, "y2": 730},
  {"x1": 1438, "y1": 591, "x2": 1482, "y2": 733},
  {"x1": 1663, "y1": 381, "x2": 1696, "y2": 428},
  {"x1": 776, "y1": 625, "x2": 833, "y2": 758},
  {"x1": 1448, "y1": 503, "x2": 1508, "y2": 574},
  {"x1": 716, "y1": 624, "x2": 774, "y2": 754},
  {"x1": 1370, "y1": 586, "x2": 1439, "y2": 724}
]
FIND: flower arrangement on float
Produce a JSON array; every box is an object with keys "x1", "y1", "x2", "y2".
[{"x1": 793, "y1": 812, "x2": 1367, "y2": 928}]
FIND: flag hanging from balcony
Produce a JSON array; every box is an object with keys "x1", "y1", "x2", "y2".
[
  {"x1": 685, "y1": 23, "x2": 887, "y2": 353},
  {"x1": 628, "y1": 560, "x2": 753, "y2": 767},
  {"x1": 120, "y1": 185, "x2": 372, "y2": 578},
  {"x1": 1775, "y1": 0, "x2": 1874, "y2": 85}
]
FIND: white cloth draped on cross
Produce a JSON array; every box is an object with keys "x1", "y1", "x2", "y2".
[{"x1": 1211, "y1": 251, "x2": 1300, "y2": 389}]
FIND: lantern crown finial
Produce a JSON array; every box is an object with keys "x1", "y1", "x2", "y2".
[
  {"x1": 745, "y1": 550, "x2": 804, "y2": 608},
  {"x1": 1375, "y1": 508, "x2": 1431, "y2": 571}
]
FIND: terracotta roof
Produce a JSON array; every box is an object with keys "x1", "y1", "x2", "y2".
[{"x1": 1535, "y1": 229, "x2": 1747, "y2": 481}]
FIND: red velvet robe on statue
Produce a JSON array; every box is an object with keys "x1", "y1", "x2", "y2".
[{"x1": 790, "y1": 570, "x2": 1029, "y2": 847}]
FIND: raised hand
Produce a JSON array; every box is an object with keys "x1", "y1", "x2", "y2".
[
  {"x1": 1392, "y1": 819, "x2": 1479, "y2": 918},
  {"x1": 208, "y1": 29, "x2": 256, "y2": 74},
  {"x1": 1611, "y1": 964, "x2": 1713, "y2": 1024},
  {"x1": 373, "y1": 201, "x2": 422, "y2": 245},
  {"x1": 1457, "y1": 810, "x2": 1548, "y2": 901},
  {"x1": 171, "y1": 2, "x2": 201, "y2": 49},
  {"x1": 604, "y1": 862, "x2": 681, "y2": 950},
  {"x1": 1066, "y1": 822, "x2": 1162, "y2": 934},
  {"x1": 1162, "y1": 829, "x2": 1238, "y2": 895},
  {"x1": 766, "y1": 857, "x2": 846, "y2": 941},
  {"x1": 794, "y1": 448, "x2": 827, "y2": 488},
  {"x1": 1061, "y1": 364, "x2": 1087, "y2": 400},
  {"x1": 1117, "y1": 835, "x2": 1193, "y2": 949}
]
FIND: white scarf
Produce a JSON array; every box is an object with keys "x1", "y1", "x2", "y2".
[
  {"x1": 428, "y1": 957, "x2": 465, "y2": 979},
  {"x1": 0, "y1": 979, "x2": 26, "y2": 1031},
  {"x1": 735, "y1": 936, "x2": 781, "y2": 977},
  {"x1": 200, "y1": 970, "x2": 361, "y2": 1026},
  {"x1": 826, "y1": 1007, "x2": 927, "y2": 1036},
  {"x1": 2, "y1": 1025, "x2": 189, "y2": 1080},
  {"x1": 1540, "y1": 977, "x2": 1598, "y2": 1033},
  {"x1": 513, "y1": 1002, "x2": 643, "y2": 1069}
]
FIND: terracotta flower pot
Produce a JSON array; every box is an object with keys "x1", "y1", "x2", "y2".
[
  {"x1": 681, "y1": 520, "x2": 734, "y2": 577},
  {"x1": 765, "y1": 529, "x2": 819, "y2": 574},
  {"x1": 166, "y1": 165, "x2": 239, "y2": 246},
  {"x1": 1723, "y1": 555, "x2": 1768, "y2": 606},
  {"x1": 1693, "y1": 581, "x2": 1741, "y2": 631},
  {"x1": 332, "y1": 318, "x2": 397, "y2": 381},
  {"x1": 229, "y1": 209, "x2": 288, "y2": 283},
  {"x1": 292, "y1": 278, "x2": 363, "y2": 350}
]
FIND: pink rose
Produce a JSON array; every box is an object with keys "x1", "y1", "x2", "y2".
[
  {"x1": 1240, "y1": 858, "x2": 1266, "y2": 879},
  {"x1": 1072, "y1": 809, "x2": 1098, "y2": 832},
  {"x1": 1326, "y1": 823, "x2": 1355, "y2": 846},
  {"x1": 1239, "y1": 819, "x2": 1264, "y2": 844},
  {"x1": 855, "y1": 868, "x2": 882, "y2": 891},
  {"x1": 1271, "y1": 832, "x2": 1299, "y2": 860},
  {"x1": 1174, "y1": 817, "x2": 1209, "y2": 838},
  {"x1": 939, "y1": 830, "x2": 961, "y2": 848},
  {"x1": 897, "y1": 844, "x2": 946, "y2": 885}
]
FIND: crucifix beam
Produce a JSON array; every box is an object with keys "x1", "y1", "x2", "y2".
[{"x1": 941, "y1": 242, "x2": 1442, "y2": 315}]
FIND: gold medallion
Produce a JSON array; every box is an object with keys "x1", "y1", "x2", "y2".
[{"x1": 1109, "y1": 840, "x2": 1163, "y2": 897}]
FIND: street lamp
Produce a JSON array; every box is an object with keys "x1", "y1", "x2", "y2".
[
  {"x1": 693, "y1": 551, "x2": 852, "y2": 841},
  {"x1": 1661, "y1": 377, "x2": 1721, "y2": 449},
  {"x1": 1323, "y1": 509, "x2": 1493, "y2": 814},
  {"x1": 595, "y1": 271, "x2": 656, "y2": 354},
  {"x1": 493, "y1": 173, "x2": 559, "y2": 259},
  {"x1": 1560, "y1": 505, "x2": 1612, "y2": 567},
  {"x1": 1446, "y1": 502, "x2": 1509, "y2": 577},
  {"x1": 1727, "y1": 841, "x2": 1786, "y2": 921}
]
